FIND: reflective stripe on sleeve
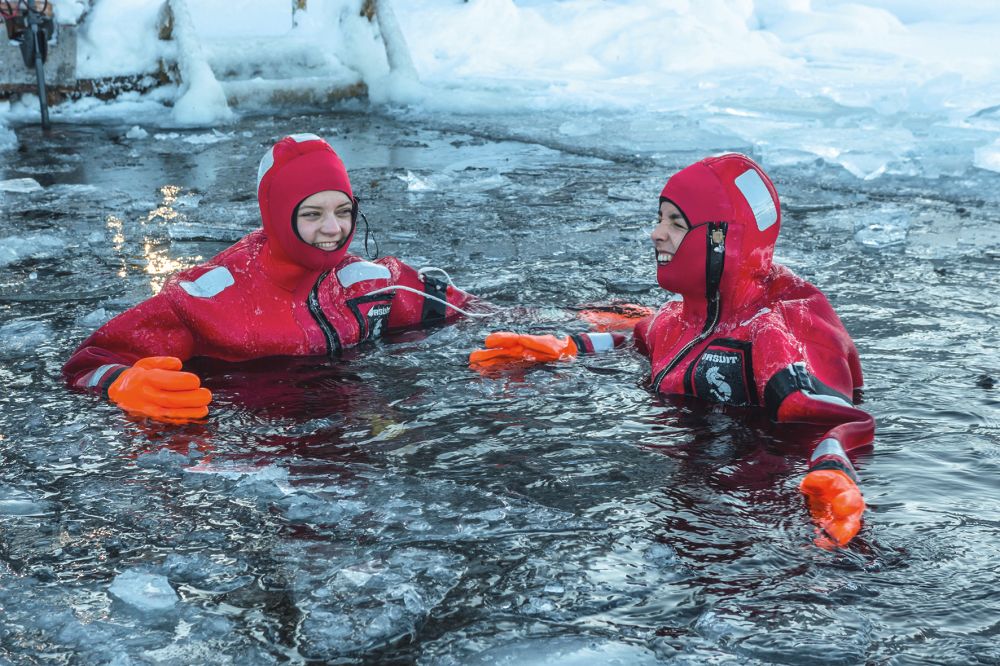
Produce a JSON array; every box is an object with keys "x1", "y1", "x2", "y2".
[{"x1": 86, "y1": 364, "x2": 120, "y2": 389}]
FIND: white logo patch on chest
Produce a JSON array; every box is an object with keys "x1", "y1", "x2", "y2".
[
  {"x1": 337, "y1": 261, "x2": 391, "y2": 288},
  {"x1": 179, "y1": 266, "x2": 235, "y2": 298}
]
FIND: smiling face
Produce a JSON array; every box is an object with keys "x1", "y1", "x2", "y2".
[
  {"x1": 294, "y1": 190, "x2": 354, "y2": 251},
  {"x1": 651, "y1": 200, "x2": 689, "y2": 265}
]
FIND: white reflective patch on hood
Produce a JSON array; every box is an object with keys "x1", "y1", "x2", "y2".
[
  {"x1": 180, "y1": 266, "x2": 235, "y2": 298},
  {"x1": 337, "y1": 261, "x2": 391, "y2": 288},
  {"x1": 257, "y1": 148, "x2": 275, "y2": 190},
  {"x1": 734, "y1": 168, "x2": 778, "y2": 231},
  {"x1": 256, "y1": 134, "x2": 324, "y2": 190}
]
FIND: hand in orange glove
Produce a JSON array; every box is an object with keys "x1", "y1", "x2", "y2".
[
  {"x1": 799, "y1": 468, "x2": 865, "y2": 547},
  {"x1": 108, "y1": 356, "x2": 212, "y2": 423},
  {"x1": 469, "y1": 332, "x2": 578, "y2": 367}
]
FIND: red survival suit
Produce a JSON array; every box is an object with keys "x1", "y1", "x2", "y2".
[
  {"x1": 634, "y1": 153, "x2": 875, "y2": 544},
  {"x1": 64, "y1": 134, "x2": 472, "y2": 394}
]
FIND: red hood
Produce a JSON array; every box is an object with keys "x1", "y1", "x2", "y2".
[
  {"x1": 256, "y1": 134, "x2": 355, "y2": 273},
  {"x1": 657, "y1": 153, "x2": 781, "y2": 318}
]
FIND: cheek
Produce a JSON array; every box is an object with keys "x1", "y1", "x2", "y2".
[{"x1": 296, "y1": 218, "x2": 316, "y2": 239}]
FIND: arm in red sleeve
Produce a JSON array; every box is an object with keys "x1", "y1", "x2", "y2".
[
  {"x1": 380, "y1": 257, "x2": 475, "y2": 330},
  {"x1": 756, "y1": 306, "x2": 874, "y2": 546},
  {"x1": 62, "y1": 293, "x2": 197, "y2": 395},
  {"x1": 748, "y1": 288, "x2": 874, "y2": 547},
  {"x1": 778, "y1": 383, "x2": 874, "y2": 547},
  {"x1": 633, "y1": 314, "x2": 656, "y2": 358}
]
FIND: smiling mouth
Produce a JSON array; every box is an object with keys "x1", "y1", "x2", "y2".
[
  {"x1": 656, "y1": 251, "x2": 673, "y2": 265},
  {"x1": 313, "y1": 240, "x2": 342, "y2": 250}
]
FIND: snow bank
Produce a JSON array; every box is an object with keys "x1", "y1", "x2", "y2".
[
  {"x1": 4, "y1": 0, "x2": 1000, "y2": 178},
  {"x1": 168, "y1": 0, "x2": 233, "y2": 125},
  {"x1": 76, "y1": 0, "x2": 169, "y2": 78}
]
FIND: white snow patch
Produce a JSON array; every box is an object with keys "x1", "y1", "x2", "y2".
[{"x1": 125, "y1": 125, "x2": 149, "y2": 140}]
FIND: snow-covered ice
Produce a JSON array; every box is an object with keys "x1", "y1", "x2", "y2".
[{"x1": 3, "y1": 0, "x2": 999, "y2": 178}]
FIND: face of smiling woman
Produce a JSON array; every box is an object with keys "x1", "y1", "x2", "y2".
[
  {"x1": 651, "y1": 200, "x2": 689, "y2": 265},
  {"x1": 294, "y1": 190, "x2": 354, "y2": 251}
]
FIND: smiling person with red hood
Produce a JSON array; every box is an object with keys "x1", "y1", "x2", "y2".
[
  {"x1": 471, "y1": 153, "x2": 875, "y2": 547},
  {"x1": 65, "y1": 133, "x2": 473, "y2": 422}
]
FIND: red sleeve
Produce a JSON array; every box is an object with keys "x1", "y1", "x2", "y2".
[
  {"x1": 633, "y1": 314, "x2": 656, "y2": 358},
  {"x1": 62, "y1": 293, "x2": 197, "y2": 393},
  {"x1": 380, "y1": 257, "x2": 475, "y2": 330},
  {"x1": 754, "y1": 297, "x2": 874, "y2": 480}
]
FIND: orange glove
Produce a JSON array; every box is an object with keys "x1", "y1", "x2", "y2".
[
  {"x1": 108, "y1": 356, "x2": 212, "y2": 423},
  {"x1": 799, "y1": 469, "x2": 865, "y2": 547},
  {"x1": 469, "y1": 332, "x2": 578, "y2": 367}
]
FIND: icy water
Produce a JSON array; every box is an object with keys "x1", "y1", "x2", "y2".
[{"x1": 2, "y1": 110, "x2": 999, "y2": 665}]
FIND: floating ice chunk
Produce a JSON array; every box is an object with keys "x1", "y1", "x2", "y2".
[
  {"x1": 125, "y1": 125, "x2": 149, "y2": 139},
  {"x1": 77, "y1": 307, "x2": 109, "y2": 330},
  {"x1": 455, "y1": 637, "x2": 662, "y2": 665},
  {"x1": 0, "y1": 487, "x2": 51, "y2": 516},
  {"x1": 854, "y1": 207, "x2": 910, "y2": 249},
  {"x1": 0, "y1": 234, "x2": 67, "y2": 267},
  {"x1": 558, "y1": 118, "x2": 601, "y2": 137},
  {"x1": 168, "y1": 221, "x2": 248, "y2": 242},
  {"x1": 399, "y1": 170, "x2": 434, "y2": 192},
  {"x1": 0, "y1": 178, "x2": 43, "y2": 193},
  {"x1": 109, "y1": 570, "x2": 178, "y2": 612},
  {"x1": 136, "y1": 448, "x2": 197, "y2": 470},
  {"x1": 973, "y1": 137, "x2": 1000, "y2": 174},
  {"x1": 182, "y1": 130, "x2": 233, "y2": 145},
  {"x1": 0, "y1": 121, "x2": 15, "y2": 152},
  {"x1": 0, "y1": 320, "x2": 51, "y2": 360}
]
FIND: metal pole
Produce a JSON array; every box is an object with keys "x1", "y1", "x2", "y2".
[{"x1": 27, "y1": 10, "x2": 50, "y2": 129}]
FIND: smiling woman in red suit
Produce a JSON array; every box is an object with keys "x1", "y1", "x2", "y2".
[
  {"x1": 472, "y1": 153, "x2": 875, "y2": 547},
  {"x1": 65, "y1": 133, "x2": 474, "y2": 423}
]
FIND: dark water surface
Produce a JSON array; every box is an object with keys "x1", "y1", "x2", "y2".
[{"x1": 2, "y1": 111, "x2": 999, "y2": 665}]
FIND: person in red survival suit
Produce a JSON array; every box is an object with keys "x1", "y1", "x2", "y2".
[
  {"x1": 470, "y1": 153, "x2": 875, "y2": 547},
  {"x1": 64, "y1": 133, "x2": 474, "y2": 423}
]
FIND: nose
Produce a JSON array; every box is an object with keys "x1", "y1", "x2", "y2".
[
  {"x1": 320, "y1": 212, "x2": 344, "y2": 235},
  {"x1": 651, "y1": 222, "x2": 667, "y2": 244}
]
